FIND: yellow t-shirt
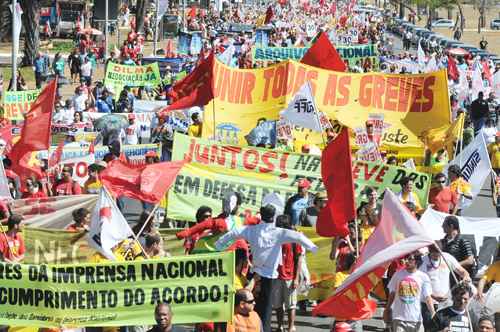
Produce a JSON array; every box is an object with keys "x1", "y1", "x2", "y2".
[
  {"x1": 234, "y1": 274, "x2": 248, "y2": 290},
  {"x1": 188, "y1": 124, "x2": 202, "y2": 137},
  {"x1": 488, "y1": 143, "x2": 500, "y2": 169},
  {"x1": 360, "y1": 225, "x2": 374, "y2": 243},
  {"x1": 83, "y1": 178, "x2": 102, "y2": 194},
  {"x1": 399, "y1": 191, "x2": 423, "y2": 213},
  {"x1": 450, "y1": 178, "x2": 472, "y2": 197},
  {"x1": 483, "y1": 261, "x2": 500, "y2": 283}
]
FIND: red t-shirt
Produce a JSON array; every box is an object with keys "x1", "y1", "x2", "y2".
[
  {"x1": 54, "y1": 180, "x2": 82, "y2": 196},
  {"x1": 278, "y1": 243, "x2": 303, "y2": 280},
  {"x1": 21, "y1": 190, "x2": 47, "y2": 199},
  {"x1": 429, "y1": 187, "x2": 458, "y2": 213},
  {"x1": 0, "y1": 232, "x2": 25, "y2": 261}
]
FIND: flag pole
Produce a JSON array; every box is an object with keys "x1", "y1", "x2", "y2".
[
  {"x1": 212, "y1": 98, "x2": 217, "y2": 141},
  {"x1": 102, "y1": 185, "x2": 150, "y2": 259},
  {"x1": 134, "y1": 203, "x2": 160, "y2": 239}
]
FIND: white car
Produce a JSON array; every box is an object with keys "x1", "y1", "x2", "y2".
[
  {"x1": 491, "y1": 19, "x2": 500, "y2": 30},
  {"x1": 431, "y1": 19, "x2": 454, "y2": 28}
]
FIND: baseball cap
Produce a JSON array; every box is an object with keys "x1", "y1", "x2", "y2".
[
  {"x1": 128, "y1": 113, "x2": 136, "y2": 120},
  {"x1": 298, "y1": 178, "x2": 311, "y2": 189}
]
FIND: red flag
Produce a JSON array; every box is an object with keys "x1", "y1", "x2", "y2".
[
  {"x1": 319, "y1": 0, "x2": 325, "y2": 7},
  {"x1": 313, "y1": 190, "x2": 435, "y2": 319},
  {"x1": 48, "y1": 140, "x2": 65, "y2": 169},
  {"x1": 483, "y1": 60, "x2": 492, "y2": 85},
  {"x1": 8, "y1": 79, "x2": 57, "y2": 180},
  {"x1": 264, "y1": 6, "x2": 273, "y2": 24},
  {"x1": 100, "y1": 160, "x2": 185, "y2": 204},
  {"x1": 301, "y1": 32, "x2": 347, "y2": 72},
  {"x1": 160, "y1": 51, "x2": 214, "y2": 114},
  {"x1": 447, "y1": 55, "x2": 459, "y2": 81},
  {"x1": 316, "y1": 127, "x2": 354, "y2": 237},
  {"x1": 188, "y1": 5, "x2": 197, "y2": 19},
  {"x1": 330, "y1": 2, "x2": 337, "y2": 15}
]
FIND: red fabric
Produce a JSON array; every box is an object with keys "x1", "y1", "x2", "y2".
[
  {"x1": 160, "y1": 52, "x2": 215, "y2": 113},
  {"x1": 188, "y1": 6, "x2": 197, "y2": 19},
  {"x1": 278, "y1": 243, "x2": 303, "y2": 280},
  {"x1": 49, "y1": 141, "x2": 65, "y2": 169},
  {"x1": 8, "y1": 79, "x2": 57, "y2": 181},
  {"x1": 21, "y1": 191, "x2": 47, "y2": 199},
  {"x1": 316, "y1": 127, "x2": 355, "y2": 237},
  {"x1": 176, "y1": 218, "x2": 229, "y2": 239},
  {"x1": 447, "y1": 55, "x2": 459, "y2": 81},
  {"x1": 429, "y1": 187, "x2": 458, "y2": 213},
  {"x1": 0, "y1": 232, "x2": 25, "y2": 261},
  {"x1": 0, "y1": 125, "x2": 14, "y2": 154},
  {"x1": 330, "y1": 2, "x2": 336, "y2": 15},
  {"x1": 264, "y1": 6, "x2": 274, "y2": 24},
  {"x1": 300, "y1": 32, "x2": 347, "y2": 72},
  {"x1": 54, "y1": 180, "x2": 82, "y2": 196},
  {"x1": 312, "y1": 266, "x2": 384, "y2": 320},
  {"x1": 483, "y1": 60, "x2": 492, "y2": 84},
  {"x1": 100, "y1": 160, "x2": 185, "y2": 203}
]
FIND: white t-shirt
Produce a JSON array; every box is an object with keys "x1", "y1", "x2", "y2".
[
  {"x1": 388, "y1": 269, "x2": 432, "y2": 323},
  {"x1": 419, "y1": 252, "x2": 460, "y2": 299},
  {"x1": 72, "y1": 94, "x2": 87, "y2": 113},
  {"x1": 124, "y1": 123, "x2": 138, "y2": 145},
  {"x1": 54, "y1": 107, "x2": 75, "y2": 125},
  {"x1": 81, "y1": 62, "x2": 92, "y2": 77}
]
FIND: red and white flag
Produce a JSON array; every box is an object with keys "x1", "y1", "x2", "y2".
[
  {"x1": 87, "y1": 188, "x2": 134, "y2": 260},
  {"x1": 313, "y1": 189, "x2": 435, "y2": 319}
]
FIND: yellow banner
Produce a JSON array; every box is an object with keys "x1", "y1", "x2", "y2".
[{"x1": 204, "y1": 60, "x2": 451, "y2": 149}]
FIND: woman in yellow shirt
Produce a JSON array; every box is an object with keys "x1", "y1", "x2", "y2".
[
  {"x1": 397, "y1": 176, "x2": 423, "y2": 214},
  {"x1": 448, "y1": 164, "x2": 473, "y2": 215}
]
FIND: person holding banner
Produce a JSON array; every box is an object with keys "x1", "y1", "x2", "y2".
[
  {"x1": 54, "y1": 166, "x2": 82, "y2": 196},
  {"x1": 0, "y1": 214, "x2": 25, "y2": 262},
  {"x1": 447, "y1": 165, "x2": 473, "y2": 216}
]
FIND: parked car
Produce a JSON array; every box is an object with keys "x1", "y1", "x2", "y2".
[
  {"x1": 431, "y1": 19, "x2": 455, "y2": 28},
  {"x1": 490, "y1": 19, "x2": 500, "y2": 30}
]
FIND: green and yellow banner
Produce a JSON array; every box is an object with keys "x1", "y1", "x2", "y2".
[
  {"x1": 24, "y1": 228, "x2": 185, "y2": 265},
  {"x1": 104, "y1": 62, "x2": 161, "y2": 97},
  {"x1": 0, "y1": 252, "x2": 234, "y2": 327},
  {"x1": 252, "y1": 44, "x2": 379, "y2": 69},
  {"x1": 169, "y1": 134, "x2": 431, "y2": 221},
  {"x1": 2, "y1": 89, "x2": 41, "y2": 121}
]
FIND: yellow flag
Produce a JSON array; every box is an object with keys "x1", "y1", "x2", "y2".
[{"x1": 422, "y1": 113, "x2": 464, "y2": 157}]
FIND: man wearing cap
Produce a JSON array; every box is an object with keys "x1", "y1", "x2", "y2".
[
  {"x1": 299, "y1": 191, "x2": 327, "y2": 227},
  {"x1": 284, "y1": 179, "x2": 313, "y2": 226},
  {"x1": 124, "y1": 114, "x2": 139, "y2": 145},
  {"x1": 0, "y1": 214, "x2": 25, "y2": 262}
]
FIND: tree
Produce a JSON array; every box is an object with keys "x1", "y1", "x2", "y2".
[
  {"x1": 19, "y1": 0, "x2": 40, "y2": 66},
  {"x1": 135, "y1": 0, "x2": 150, "y2": 33},
  {"x1": 0, "y1": 0, "x2": 12, "y2": 42}
]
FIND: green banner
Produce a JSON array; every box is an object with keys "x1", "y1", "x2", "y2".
[
  {"x1": 169, "y1": 134, "x2": 431, "y2": 221},
  {"x1": 24, "y1": 228, "x2": 185, "y2": 265},
  {"x1": 104, "y1": 63, "x2": 161, "y2": 98},
  {"x1": 0, "y1": 252, "x2": 234, "y2": 327},
  {"x1": 251, "y1": 44, "x2": 379, "y2": 68},
  {"x1": 2, "y1": 89, "x2": 41, "y2": 121}
]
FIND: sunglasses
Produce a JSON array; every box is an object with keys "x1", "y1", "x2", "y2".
[
  {"x1": 62, "y1": 169, "x2": 71, "y2": 173},
  {"x1": 243, "y1": 299, "x2": 256, "y2": 304}
]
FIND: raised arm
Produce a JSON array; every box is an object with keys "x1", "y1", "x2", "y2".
[{"x1": 279, "y1": 229, "x2": 318, "y2": 253}]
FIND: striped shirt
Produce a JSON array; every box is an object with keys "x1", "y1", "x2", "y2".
[{"x1": 440, "y1": 235, "x2": 474, "y2": 265}]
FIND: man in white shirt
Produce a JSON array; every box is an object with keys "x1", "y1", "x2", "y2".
[
  {"x1": 384, "y1": 252, "x2": 435, "y2": 332},
  {"x1": 124, "y1": 114, "x2": 139, "y2": 145},
  {"x1": 215, "y1": 204, "x2": 318, "y2": 332},
  {"x1": 419, "y1": 244, "x2": 470, "y2": 330},
  {"x1": 54, "y1": 99, "x2": 76, "y2": 125},
  {"x1": 80, "y1": 57, "x2": 93, "y2": 86},
  {"x1": 72, "y1": 87, "x2": 87, "y2": 113}
]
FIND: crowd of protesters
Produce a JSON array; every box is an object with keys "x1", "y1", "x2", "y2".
[{"x1": 0, "y1": 0, "x2": 500, "y2": 332}]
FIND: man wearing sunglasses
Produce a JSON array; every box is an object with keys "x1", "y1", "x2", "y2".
[
  {"x1": 384, "y1": 252, "x2": 435, "y2": 332},
  {"x1": 227, "y1": 289, "x2": 261, "y2": 332},
  {"x1": 429, "y1": 173, "x2": 459, "y2": 214}
]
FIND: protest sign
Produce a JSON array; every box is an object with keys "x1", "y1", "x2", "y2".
[
  {"x1": 104, "y1": 63, "x2": 161, "y2": 98},
  {"x1": 24, "y1": 228, "x2": 185, "y2": 265},
  {"x1": 204, "y1": 59, "x2": 451, "y2": 150},
  {"x1": 3, "y1": 89, "x2": 41, "y2": 121},
  {"x1": 251, "y1": 44, "x2": 379, "y2": 69},
  {"x1": 0, "y1": 252, "x2": 234, "y2": 327},
  {"x1": 169, "y1": 134, "x2": 431, "y2": 221},
  {"x1": 58, "y1": 153, "x2": 95, "y2": 186},
  {"x1": 35, "y1": 144, "x2": 161, "y2": 165},
  {"x1": 10, "y1": 195, "x2": 98, "y2": 229}
]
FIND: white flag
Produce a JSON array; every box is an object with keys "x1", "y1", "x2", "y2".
[
  {"x1": 218, "y1": 44, "x2": 235, "y2": 66},
  {"x1": 280, "y1": 82, "x2": 323, "y2": 132},
  {"x1": 10, "y1": 2, "x2": 22, "y2": 59},
  {"x1": 425, "y1": 55, "x2": 438, "y2": 73},
  {"x1": 0, "y1": 162, "x2": 12, "y2": 200},
  {"x1": 493, "y1": 70, "x2": 500, "y2": 98},
  {"x1": 417, "y1": 39, "x2": 426, "y2": 70},
  {"x1": 87, "y1": 189, "x2": 134, "y2": 260},
  {"x1": 471, "y1": 62, "x2": 484, "y2": 100},
  {"x1": 335, "y1": 189, "x2": 435, "y2": 295},
  {"x1": 156, "y1": 0, "x2": 169, "y2": 26},
  {"x1": 445, "y1": 132, "x2": 492, "y2": 208}
]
